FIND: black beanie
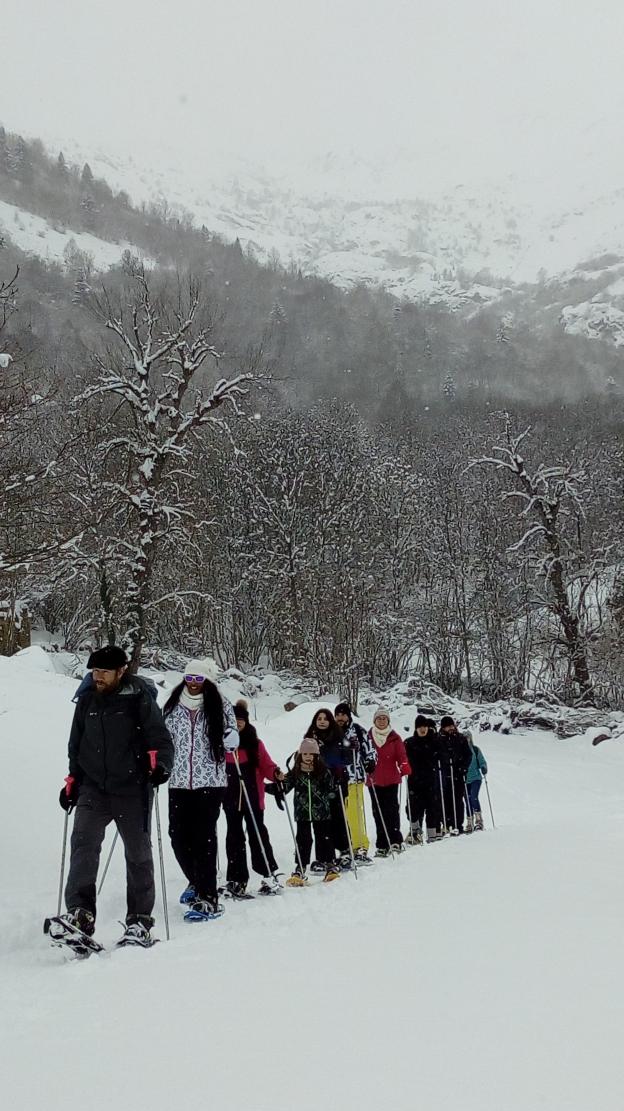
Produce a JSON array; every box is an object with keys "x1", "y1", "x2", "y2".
[
  {"x1": 414, "y1": 714, "x2": 429, "y2": 729},
  {"x1": 440, "y1": 715, "x2": 455, "y2": 729},
  {"x1": 334, "y1": 702, "x2": 352, "y2": 720},
  {"x1": 235, "y1": 700, "x2": 250, "y2": 723},
  {"x1": 87, "y1": 645, "x2": 128, "y2": 670}
]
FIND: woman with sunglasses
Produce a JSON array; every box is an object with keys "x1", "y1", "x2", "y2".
[{"x1": 164, "y1": 657, "x2": 238, "y2": 921}]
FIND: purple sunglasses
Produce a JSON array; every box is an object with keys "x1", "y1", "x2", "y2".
[{"x1": 184, "y1": 673, "x2": 205, "y2": 684}]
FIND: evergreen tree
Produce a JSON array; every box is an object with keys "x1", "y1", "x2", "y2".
[
  {"x1": 0, "y1": 127, "x2": 8, "y2": 173},
  {"x1": 57, "y1": 151, "x2": 68, "y2": 177},
  {"x1": 81, "y1": 162, "x2": 94, "y2": 189}
]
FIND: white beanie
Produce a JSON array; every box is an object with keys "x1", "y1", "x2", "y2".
[
  {"x1": 184, "y1": 657, "x2": 220, "y2": 684},
  {"x1": 373, "y1": 705, "x2": 391, "y2": 724}
]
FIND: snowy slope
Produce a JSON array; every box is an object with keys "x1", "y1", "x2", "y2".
[
  {"x1": 0, "y1": 198, "x2": 152, "y2": 272},
  {"x1": 1, "y1": 653, "x2": 623, "y2": 1110}
]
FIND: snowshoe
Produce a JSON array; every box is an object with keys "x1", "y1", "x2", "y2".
[
  {"x1": 354, "y1": 849, "x2": 373, "y2": 866},
  {"x1": 179, "y1": 883, "x2": 197, "y2": 905},
  {"x1": 309, "y1": 860, "x2": 327, "y2": 874},
  {"x1": 391, "y1": 843, "x2": 406, "y2": 853},
  {"x1": 474, "y1": 813, "x2": 484, "y2": 831},
  {"x1": 374, "y1": 848, "x2": 390, "y2": 858},
  {"x1": 116, "y1": 917, "x2": 157, "y2": 949},
  {"x1": 223, "y1": 881, "x2": 254, "y2": 901},
  {"x1": 405, "y1": 825, "x2": 424, "y2": 846},
  {"x1": 258, "y1": 874, "x2": 283, "y2": 896},
  {"x1": 338, "y1": 853, "x2": 353, "y2": 871},
  {"x1": 323, "y1": 864, "x2": 340, "y2": 882},
  {"x1": 286, "y1": 868, "x2": 307, "y2": 887},
  {"x1": 44, "y1": 913, "x2": 103, "y2": 959},
  {"x1": 184, "y1": 896, "x2": 225, "y2": 922}
]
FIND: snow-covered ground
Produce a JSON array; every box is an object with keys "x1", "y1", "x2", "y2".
[
  {"x1": 1, "y1": 650, "x2": 623, "y2": 1110},
  {"x1": 0, "y1": 198, "x2": 152, "y2": 272}
]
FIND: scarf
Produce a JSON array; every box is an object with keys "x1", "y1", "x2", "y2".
[
  {"x1": 372, "y1": 724, "x2": 392, "y2": 747},
  {"x1": 180, "y1": 688, "x2": 204, "y2": 712}
]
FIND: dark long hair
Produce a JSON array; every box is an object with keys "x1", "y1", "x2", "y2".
[
  {"x1": 237, "y1": 721, "x2": 260, "y2": 769},
  {"x1": 306, "y1": 708, "x2": 342, "y2": 750},
  {"x1": 164, "y1": 680, "x2": 225, "y2": 763}
]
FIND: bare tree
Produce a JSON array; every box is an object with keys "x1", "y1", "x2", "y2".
[
  {"x1": 75, "y1": 268, "x2": 262, "y2": 668},
  {"x1": 469, "y1": 418, "x2": 595, "y2": 703}
]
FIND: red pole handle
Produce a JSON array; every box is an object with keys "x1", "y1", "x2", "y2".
[
  {"x1": 148, "y1": 750, "x2": 158, "y2": 772},
  {"x1": 64, "y1": 775, "x2": 75, "y2": 796}
]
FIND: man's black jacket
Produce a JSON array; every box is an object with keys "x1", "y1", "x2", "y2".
[{"x1": 68, "y1": 676, "x2": 173, "y2": 795}]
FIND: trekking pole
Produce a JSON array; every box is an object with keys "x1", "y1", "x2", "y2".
[
  {"x1": 449, "y1": 759, "x2": 459, "y2": 833},
  {"x1": 56, "y1": 774, "x2": 74, "y2": 915},
  {"x1": 437, "y1": 761, "x2": 448, "y2": 835},
  {"x1": 337, "y1": 779, "x2": 358, "y2": 879},
  {"x1": 368, "y1": 780, "x2": 396, "y2": 858},
  {"x1": 148, "y1": 751, "x2": 170, "y2": 941},
  {"x1": 464, "y1": 785, "x2": 474, "y2": 832},
  {"x1": 233, "y1": 751, "x2": 273, "y2": 878},
  {"x1": 277, "y1": 782, "x2": 306, "y2": 877},
  {"x1": 97, "y1": 830, "x2": 119, "y2": 895},
  {"x1": 483, "y1": 774, "x2": 496, "y2": 829}
]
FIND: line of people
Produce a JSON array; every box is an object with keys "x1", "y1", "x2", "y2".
[{"x1": 55, "y1": 648, "x2": 488, "y2": 945}]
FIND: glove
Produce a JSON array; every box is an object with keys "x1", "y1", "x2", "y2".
[
  {"x1": 149, "y1": 764, "x2": 169, "y2": 787},
  {"x1": 59, "y1": 777, "x2": 77, "y2": 813},
  {"x1": 364, "y1": 758, "x2": 376, "y2": 774},
  {"x1": 265, "y1": 781, "x2": 285, "y2": 810}
]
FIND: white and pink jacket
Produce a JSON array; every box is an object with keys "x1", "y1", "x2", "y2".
[{"x1": 167, "y1": 698, "x2": 238, "y2": 789}]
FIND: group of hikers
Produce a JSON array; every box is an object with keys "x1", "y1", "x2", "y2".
[{"x1": 51, "y1": 646, "x2": 489, "y2": 947}]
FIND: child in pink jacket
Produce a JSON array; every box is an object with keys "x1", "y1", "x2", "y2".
[{"x1": 367, "y1": 706, "x2": 411, "y2": 856}]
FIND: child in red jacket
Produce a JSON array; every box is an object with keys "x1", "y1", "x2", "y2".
[
  {"x1": 223, "y1": 700, "x2": 283, "y2": 897},
  {"x1": 367, "y1": 706, "x2": 411, "y2": 856}
]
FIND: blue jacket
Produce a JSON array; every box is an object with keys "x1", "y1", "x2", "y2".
[{"x1": 466, "y1": 743, "x2": 488, "y2": 784}]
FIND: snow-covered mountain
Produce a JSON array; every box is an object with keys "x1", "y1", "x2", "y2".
[{"x1": 4, "y1": 128, "x2": 624, "y2": 346}]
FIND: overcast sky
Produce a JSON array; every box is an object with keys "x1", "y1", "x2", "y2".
[{"x1": 2, "y1": 0, "x2": 624, "y2": 196}]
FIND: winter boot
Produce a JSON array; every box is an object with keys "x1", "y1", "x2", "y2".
[
  {"x1": 323, "y1": 863, "x2": 341, "y2": 882},
  {"x1": 286, "y1": 866, "x2": 307, "y2": 887},
  {"x1": 117, "y1": 915, "x2": 155, "y2": 948},
  {"x1": 406, "y1": 823, "x2": 423, "y2": 846},
  {"x1": 474, "y1": 811, "x2": 484, "y2": 831},
  {"x1": 354, "y1": 848, "x2": 373, "y2": 865},
  {"x1": 225, "y1": 880, "x2": 254, "y2": 900},
  {"x1": 464, "y1": 814, "x2": 474, "y2": 834},
  {"x1": 310, "y1": 860, "x2": 327, "y2": 874},
  {"x1": 179, "y1": 883, "x2": 197, "y2": 905},
  {"x1": 391, "y1": 843, "x2": 405, "y2": 854},
  {"x1": 338, "y1": 852, "x2": 353, "y2": 871},
  {"x1": 184, "y1": 895, "x2": 225, "y2": 921},
  {"x1": 374, "y1": 847, "x2": 389, "y2": 858},
  {"x1": 64, "y1": 908, "x2": 96, "y2": 936},
  {"x1": 427, "y1": 828, "x2": 443, "y2": 842}
]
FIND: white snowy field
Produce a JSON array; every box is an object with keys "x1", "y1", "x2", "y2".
[{"x1": 1, "y1": 652, "x2": 623, "y2": 1111}]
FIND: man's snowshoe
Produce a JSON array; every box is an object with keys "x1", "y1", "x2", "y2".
[
  {"x1": 338, "y1": 853, "x2": 353, "y2": 871},
  {"x1": 184, "y1": 896, "x2": 225, "y2": 921},
  {"x1": 179, "y1": 883, "x2": 197, "y2": 905},
  {"x1": 354, "y1": 849, "x2": 373, "y2": 866},
  {"x1": 374, "y1": 847, "x2": 390, "y2": 858},
  {"x1": 391, "y1": 843, "x2": 406, "y2": 853},
  {"x1": 44, "y1": 913, "x2": 103, "y2": 959},
  {"x1": 323, "y1": 864, "x2": 340, "y2": 882},
  {"x1": 116, "y1": 917, "x2": 158, "y2": 949},
  {"x1": 309, "y1": 860, "x2": 327, "y2": 874},
  {"x1": 285, "y1": 868, "x2": 307, "y2": 887}
]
